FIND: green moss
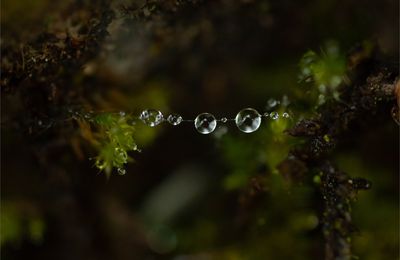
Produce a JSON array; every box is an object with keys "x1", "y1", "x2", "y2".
[
  {"x1": 81, "y1": 112, "x2": 138, "y2": 176},
  {"x1": 299, "y1": 41, "x2": 346, "y2": 104}
]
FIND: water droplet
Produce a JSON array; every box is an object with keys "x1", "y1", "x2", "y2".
[
  {"x1": 194, "y1": 113, "x2": 217, "y2": 134},
  {"x1": 114, "y1": 147, "x2": 126, "y2": 157},
  {"x1": 114, "y1": 147, "x2": 128, "y2": 164},
  {"x1": 267, "y1": 99, "x2": 279, "y2": 109},
  {"x1": 117, "y1": 168, "x2": 126, "y2": 175},
  {"x1": 119, "y1": 111, "x2": 126, "y2": 117},
  {"x1": 167, "y1": 114, "x2": 183, "y2": 126},
  {"x1": 140, "y1": 109, "x2": 164, "y2": 127},
  {"x1": 37, "y1": 120, "x2": 43, "y2": 126},
  {"x1": 220, "y1": 117, "x2": 228, "y2": 123},
  {"x1": 270, "y1": 111, "x2": 279, "y2": 120},
  {"x1": 235, "y1": 108, "x2": 261, "y2": 133},
  {"x1": 282, "y1": 112, "x2": 290, "y2": 118},
  {"x1": 263, "y1": 112, "x2": 269, "y2": 117},
  {"x1": 95, "y1": 159, "x2": 106, "y2": 170}
]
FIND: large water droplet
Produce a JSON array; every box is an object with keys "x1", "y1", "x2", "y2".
[
  {"x1": 235, "y1": 108, "x2": 261, "y2": 133},
  {"x1": 140, "y1": 109, "x2": 164, "y2": 127},
  {"x1": 194, "y1": 113, "x2": 217, "y2": 134},
  {"x1": 270, "y1": 111, "x2": 279, "y2": 120},
  {"x1": 167, "y1": 114, "x2": 183, "y2": 125}
]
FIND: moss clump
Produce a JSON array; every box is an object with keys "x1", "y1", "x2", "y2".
[
  {"x1": 76, "y1": 112, "x2": 138, "y2": 177},
  {"x1": 299, "y1": 41, "x2": 347, "y2": 104}
]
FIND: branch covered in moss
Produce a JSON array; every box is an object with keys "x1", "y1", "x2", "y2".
[{"x1": 279, "y1": 47, "x2": 397, "y2": 259}]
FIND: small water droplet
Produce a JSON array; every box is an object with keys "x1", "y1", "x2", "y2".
[
  {"x1": 119, "y1": 111, "x2": 126, "y2": 117},
  {"x1": 263, "y1": 112, "x2": 269, "y2": 117},
  {"x1": 117, "y1": 168, "x2": 126, "y2": 175},
  {"x1": 267, "y1": 99, "x2": 279, "y2": 109},
  {"x1": 282, "y1": 112, "x2": 290, "y2": 118},
  {"x1": 95, "y1": 159, "x2": 106, "y2": 170},
  {"x1": 140, "y1": 109, "x2": 164, "y2": 127},
  {"x1": 38, "y1": 120, "x2": 43, "y2": 126},
  {"x1": 235, "y1": 108, "x2": 261, "y2": 133},
  {"x1": 194, "y1": 113, "x2": 217, "y2": 134},
  {"x1": 270, "y1": 111, "x2": 279, "y2": 120},
  {"x1": 114, "y1": 147, "x2": 128, "y2": 162},
  {"x1": 167, "y1": 114, "x2": 183, "y2": 126},
  {"x1": 220, "y1": 117, "x2": 228, "y2": 123}
]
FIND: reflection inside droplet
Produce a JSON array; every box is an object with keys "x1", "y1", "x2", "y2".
[
  {"x1": 167, "y1": 114, "x2": 183, "y2": 126},
  {"x1": 140, "y1": 109, "x2": 164, "y2": 127},
  {"x1": 235, "y1": 108, "x2": 261, "y2": 133},
  {"x1": 194, "y1": 113, "x2": 217, "y2": 134},
  {"x1": 270, "y1": 111, "x2": 279, "y2": 120}
]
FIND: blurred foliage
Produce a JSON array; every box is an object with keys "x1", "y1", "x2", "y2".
[
  {"x1": 299, "y1": 41, "x2": 347, "y2": 105},
  {"x1": 336, "y1": 151, "x2": 399, "y2": 260},
  {"x1": 221, "y1": 98, "x2": 298, "y2": 191},
  {"x1": 1, "y1": 202, "x2": 45, "y2": 246}
]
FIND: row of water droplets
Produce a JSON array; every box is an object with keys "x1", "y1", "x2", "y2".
[{"x1": 139, "y1": 98, "x2": 290, "y2": 134}]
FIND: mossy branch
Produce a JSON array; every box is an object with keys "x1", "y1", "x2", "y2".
[{"x1": 279, "y1": 46, "x2": 397, "y2": 259}]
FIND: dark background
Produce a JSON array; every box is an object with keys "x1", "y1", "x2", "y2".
[{"x1": 1, "y1": 0, "x2": 399, "y2": 259}]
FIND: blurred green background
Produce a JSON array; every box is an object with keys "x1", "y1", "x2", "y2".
[{"x1": 1, "y1": 0, "x2": 398, "y2": 259}]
